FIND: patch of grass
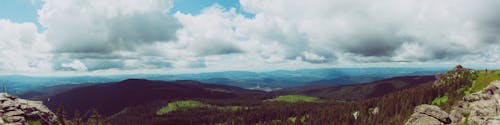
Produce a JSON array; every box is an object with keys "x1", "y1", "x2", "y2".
[
  {"x1": 264, "y1": 95, "x2": 320, "y2": 103},
  {"x1": 217, "y1": 105, "x2": 247, "y2": 111},
  {"x1": 300, "y1": 115, "x2": 309, "y2": 123},
  {"x1": 156, "y1": 100, "x2": 210, "y2": 115},
  {"x1": 157, "y1": 100, "x2": 248, "y2": 115},
  {"x1": 432, "y1": 94, "x2": 449, "y2": 105},
  {"x1": 288, "y1": 116, "x2": 297, "y2": 123},
  {"x1": 456, "y1": 86, "x2": 472, "y2": 96},
  {"x1": 27, "y1": 120, "x2": 42, "y2": 125},
  {"x1": 472, "y1": 70, "x2": 500, "y2": 92},
  {"x1": 460, "y1": 121, "x2": 468, "y2": 125}
]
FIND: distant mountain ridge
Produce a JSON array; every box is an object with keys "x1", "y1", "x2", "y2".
[
  {"x1": 1, "y1": 67, "x2": 446, "y2": 94},
  {"x1": 275, "y1": 75, "x2": 436, "y2": 100}
]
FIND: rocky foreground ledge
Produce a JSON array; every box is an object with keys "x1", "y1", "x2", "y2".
[
  {"x1": 0, "y1": 93, "x2": 57, "y2": 125},
  {"x1": 406, "y1": 80, "x2": 500, "y2": 125}
]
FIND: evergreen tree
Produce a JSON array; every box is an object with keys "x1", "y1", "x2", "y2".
[
  {"x1": 86, "y1": 108, "x2": 102, "y2": 125},
  {"x1": 56, "y1": 104, "x2": 68, "y2": 125},
  {"x1": 73, "y1": 110, "x2": 83, "y2": 125}
]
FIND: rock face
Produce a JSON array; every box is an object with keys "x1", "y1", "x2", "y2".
[
  {"x1": 452, "y1": 80, "x2": 500, "y2": 124},
  {"x1": 0, "y1": 93, "x2": 57, "y2": 125},
  {"x1": 433, "y1": 65, "x2": 475, "y2": 87},
  {"x1": 406, "y1": 80, "x2": 500, "y2": 125},
  {"x1": 406, "y1": 105, "x2": 451, "y2": 125}
]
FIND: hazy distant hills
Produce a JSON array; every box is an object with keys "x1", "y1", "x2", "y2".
[
  {"x1": 1, "y1": 67, "x2": 446, "y2": 94},
  {"x1": 275, "y1": 76, "x2": 436, "y2": 100},
  {"x1": 306, "y1": 76, "x2": 384, "y2": 85}
]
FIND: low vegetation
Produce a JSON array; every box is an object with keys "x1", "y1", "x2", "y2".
[
  {"x1": 48, "y1": 66, "x2": 500, "y2": 125},
  {"x1": 27, "y1": 120, "x2": 42, "y2": 125},
  {"x1": 156, "y1": 100, "x2": 247, "y2": 115},
  {"x1": 156, "y1": 100, "x2": 210, "y2": 115},
  {"x1": 264, "y1": 95, "x2": 320, "y2": 103},
  {"x1": 471, "y1": 70, "x2": 500, "y2": 92},
  {"x1": 432, "y1": 94, "x2": 449, "y2": 105}
]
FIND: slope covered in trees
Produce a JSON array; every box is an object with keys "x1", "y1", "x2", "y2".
[{"x1": 25, "y1": 66, "x2": 499, "y2": 125}]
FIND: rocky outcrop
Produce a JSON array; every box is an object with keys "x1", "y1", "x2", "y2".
[
  {"x1": 406, "y1": 80, "x2": 500, "y2": 125},
  {"x1": 433, "y1": 65, "x2": 475, "y2": 87},
  {"x1": 406, "y1": 105, "x2": 451, "y2": 125},
  {"x1": 450, "y1": 80, "x2": 500, "y2": 124},
  {"x1": 0, "y1": 93, "x2": 57, "y2": 125}
]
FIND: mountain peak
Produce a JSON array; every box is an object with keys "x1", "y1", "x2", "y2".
[
  {"x1": 433, "y1": 65, "x2": 474, "y2": 87},
  {"x1": 453, "y1": 65, "x2": 464, "y2": 71}
]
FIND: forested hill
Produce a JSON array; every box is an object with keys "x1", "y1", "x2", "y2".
[{"x1": 17, "y1": 66, "x2": 500, "y2": 125}]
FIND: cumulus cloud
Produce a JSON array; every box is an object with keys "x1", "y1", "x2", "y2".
[
  {"x1": 3, "y1": 0, "x2": 500, "y2": 74},
  {"x1": 39, "y1": 0, "x2": 181, "y2": 53},
  {"x1": 61, "y1": 60, "x2": 88, "y2": 72},
  {"x1": 36, "y1": 0, "x2": 182, "y2": 71},
  {"x1": 237, "y1": 0, "x2": 500, "y2": 64},
  {"x1": 0, "y1": 20, "x2": 52, "y2": 73},
  {"x1": 154, "y1": 0, "x2": 500, "y2": 69},
  {"x1": 173, "y1": 5, "x2": 243, "y2": 56}
]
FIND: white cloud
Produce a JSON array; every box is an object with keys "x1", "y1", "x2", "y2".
[
  {"x1": 0, "y1": 20, "x2": 52, "y2": 73},
  {"x1": 38, "y1": 0, "x2": 179, "y2": 53},
  {"x1": 154, "y1": 0, "x2": 500, "y2": 71},
  {"x1": 302, "y1": 51, "x2": 327, "y2": 63},
  {"x1": 392, "y1": 42, "x2": 430, "y2": 62},
  {"x1": 238, "y1": 0, "x2": 500, "y2": 64},
  {"x1": 3, "y1": 0, "x2": 500, "y2": 75},
  {"x1": 173, "y1": 5, "x2": 243, "y2": 56},
  {"x1": 36, "y1": 0, "x2": 182, "y2": 71},
  {"x1": 61, "y1": 60, "x2": 88, "y2": 72}
]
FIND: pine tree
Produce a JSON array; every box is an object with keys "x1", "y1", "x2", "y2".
[
  {"x1": 86, "y1": 108, "x2": 102, "y2": 125},
  {"x1": 73, "y1": 110, "x2": 83, "y2": 125},
  {"x1": 56, "y1": 104, "x2": 68, "y2": 125}
]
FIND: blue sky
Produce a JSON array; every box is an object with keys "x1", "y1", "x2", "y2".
[
  {"x1": 171, "y1": 0, "x2": 250, "y2": 16},
  {"x1": 0, "y1": 0, "x2": 42, "y2": 23}
]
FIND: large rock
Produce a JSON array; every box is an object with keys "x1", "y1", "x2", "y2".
[
  {"x1": 0, "y1": 93, "x2": 58, "y2": 125},
  {"x1": 406, "y1": 81, "x2": 500, "y2": 125},
  {"x1": 3, "y1": 115, "x2": 25, "y2": 123},
  {"x1": 452, "y1": 81, "x2": 500, "y2": 125},
  {"x1": 407, "y1": 113, "x2": 444, "y2": 125},
  {"x1": 406, "y1": 105, "x2": 451, "y2": 125}
]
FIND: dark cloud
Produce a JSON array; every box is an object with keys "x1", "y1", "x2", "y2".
[
  {"x1": 144, "y1": 60, "x2": 173, "y2": 69},
  {"x1": 195, "y1": 41, "x2": 243, "y2": 56},
  {"x1": 340, "y1": 29, "x2": 405, "y2": 57},
  {"x1": 107, "y1": 13, "x2": 182, "y2": 51},
  {"x1": 81, "y1": 59, "x2": 124, "y2": 71}
]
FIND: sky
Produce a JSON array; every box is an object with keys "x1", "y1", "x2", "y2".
[{"x1": 0, "y1": 0, "x2": 499, "y2": 75}]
